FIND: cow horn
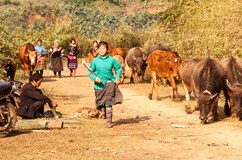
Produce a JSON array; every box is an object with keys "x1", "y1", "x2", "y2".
[
  {"x1": 226, "y1": 79, "x2": 233, "y2": 91},
  {"x1": 203, "y1": 89, "x2": 212, "y2": 95},
  {"x1": 235, "y1": 82, "x2": 242, "y2": 87},
  {"x1": 210, "y1": 93, "x2": 218, "y2": 100}
]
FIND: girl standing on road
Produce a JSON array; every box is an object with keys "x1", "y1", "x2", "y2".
[
  {"x1": 49, "y1": 40, "x2": 64, "y2": 78},
  {"x1": 88, "y1": 41, "x2": 123, "y2": 128},
  {"x1": 67, "y1": 38, "x2": 79, "y2": 77},
  {"x1": 34, "y1": 39, "x2": 46, "y2": 76}
]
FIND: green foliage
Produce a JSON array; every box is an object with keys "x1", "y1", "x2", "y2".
[
  {"x1": 0, "y1": 0, "x2": 20, "y2": 5},
  {"x1": 0, "y1": 0, "x2": 241, "y2": 66}
]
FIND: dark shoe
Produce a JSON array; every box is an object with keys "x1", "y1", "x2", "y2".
[{"x1": 36, "y1": 113, "x2": 44, "y2": 118}]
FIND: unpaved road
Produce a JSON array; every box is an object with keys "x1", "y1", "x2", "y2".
[{"x1": 1, "y1": 58, "x2": 242, "y2": 160}]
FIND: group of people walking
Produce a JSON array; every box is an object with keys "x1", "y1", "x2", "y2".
[{"x1": 34, "y1": 38, "x2": 79, "y2": 78}]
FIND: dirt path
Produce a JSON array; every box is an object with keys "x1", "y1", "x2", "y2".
[{"x1": 1, "y1": 59, "x2": 242, "y2": 160}]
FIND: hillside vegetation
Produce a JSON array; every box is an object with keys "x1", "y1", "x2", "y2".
[{"x1": 0, "y1": 0, "x2": 241, "y2": 63}]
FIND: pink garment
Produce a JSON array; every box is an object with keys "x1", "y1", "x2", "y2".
[{"x1": 68, "y1": 55, "x2": 75, "y2": 60}]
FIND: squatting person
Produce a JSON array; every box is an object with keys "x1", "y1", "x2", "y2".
[{"x1": 16, "y1": 73, "x2": 58, "y2": 119}]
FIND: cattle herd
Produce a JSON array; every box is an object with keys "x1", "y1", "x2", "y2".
[
  {"x1": 87, "y1": 43, "x2": 242, "y2": 124},
  {"x1": 1, "y1": 43, "x2": 242, "y2": 124}
]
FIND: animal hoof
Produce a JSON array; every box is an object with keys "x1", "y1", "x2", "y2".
[
  {"x1": 173, "y1": 98, "x2": 181, "y2": 102},
  {"x1": 185, "y1": 107, "x2": 192, "y2": 114},
  {"x1": 157, "y1": 97, "x2": 162, "y2": 101},
  {"x1": 194, "y1": 105, "x2": 199, "y2": 111},
  {"x1": 213, "y1": 117, "x2": 219, "y2": 121},
  {"x1": 148, "y1": 94, "x2": 152, "y2": 100},
  {"x1": 231, "y1": 113, "x2": 238, "y2": 118},
  {"x1": 200, "y1": 120, "x2": 207, "y2": 124}
]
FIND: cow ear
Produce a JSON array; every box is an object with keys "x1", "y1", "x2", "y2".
[
  {"x1": 143, "y1": 54, "x2": 147, "y2": 60},
  {"x1": 132, "y1": 55, "x2": 136, "y2": 61}
]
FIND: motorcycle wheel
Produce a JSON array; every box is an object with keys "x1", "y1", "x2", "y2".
[{"x1": 0, "y1": 102, "x2": 17, "y2": 132}]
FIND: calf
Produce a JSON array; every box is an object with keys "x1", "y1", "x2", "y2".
[{"x1": 147, "y1": 50, "x2": 181, "y2": 101}]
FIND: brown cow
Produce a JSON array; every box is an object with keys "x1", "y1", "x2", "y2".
[
  {"x1": 108, "y1": 46, "x2": 119, "y2": 56},
  {"x1": 0, "y1": 57, "x2": 17, "y2": 81},
  {"x1": 148, "y1": 44, "x2": 172, "y2": 86},
  {"x1": 147, "y1": 50, "x2": 181, "y2": 101},
  {"x1": 19, "y1": 43, "x2": 37, "y2": 76},
  {"x1": 115, "y1": 48, "x2": 126, "y2": 60},
  {"x1": 113, "y1": 55, "x2": 126, "y2": 83},
  {"x1": 88, "y1": 46, "x2": 125, "y2": 63}
]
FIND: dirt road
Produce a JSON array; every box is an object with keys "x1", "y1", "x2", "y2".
[{"x1": 1, "y1": 59, "x2": 242, "y2": 160}]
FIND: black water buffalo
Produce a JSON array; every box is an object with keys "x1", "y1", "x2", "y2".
[
  {"x1": 126, "y1": 47, "x2": 147, "y2": 83},
  {"x1": 148, "y1": 43, "x2": 171, "y2": 55},
  {"x1": 220, "y1": 56, "x2": 242, "y2": 120},
  {"x1": 1, "y1": 57, "x2": 17, "y2": 81},
  {"x1": 179, "y1": 58, "x2": 226, "y2": 124}
]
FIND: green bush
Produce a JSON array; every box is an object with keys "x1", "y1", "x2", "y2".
[{"x1": 0, "y1": 0, "x2": 241, "y2": 64}]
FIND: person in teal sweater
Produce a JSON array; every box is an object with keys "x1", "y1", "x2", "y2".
[{"x1": 88, "y1": 41, "x2": 123, "y2": 128}]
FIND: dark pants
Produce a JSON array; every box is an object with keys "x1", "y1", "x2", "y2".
[
  {"x1": 54, "y1": 71, "x2": 61, "y2": 77},
  {"x1": 18, "y1": 100, "x2": 45, "y2": 119},
  {"x1": 31, "y1": 101, "x2": 45, "y2": 118}
]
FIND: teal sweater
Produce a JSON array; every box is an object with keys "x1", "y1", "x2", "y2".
[{"x1": 88, "y1": 55, "x2": 122, "y2": 90}]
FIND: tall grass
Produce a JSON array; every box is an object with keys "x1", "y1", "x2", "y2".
[{"x1": 0, "y1": 0, "x2": 241, "y2": 64}]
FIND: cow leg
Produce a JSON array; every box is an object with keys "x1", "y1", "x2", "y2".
[
  {"x1": 153, "y1": 74, "x2": 162, "y2": 101},
  {"x1": 212, "y1": 102, "x2": 219, "y2": 122},
  {"x1": 183, "y1": 83, "x2": 193, "y2": 114},
  {"x1": 223, "y1": 90, "x2": 231, "y2": 116},
  {"x1": 148, "y1": 73, "x2": 154, "y2": 100},
  {"x1": 167, "y1": 75, "x2": 180, "y2": 102},
  {"x1": 134, "y1": 73, "x2": 139, "y2": 84},
  {"x1": 130, "y1": 70, "x2": 135, "y2": 83},
  {"x1": 230, "y1": 99, "x2": 237, "y2": 118}
]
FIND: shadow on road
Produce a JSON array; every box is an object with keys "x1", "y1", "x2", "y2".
[
  {"x1": 0, "y1": 130, "x2": 32, "y2": 138},
  {"x1": 114, "y1": 116, "x2": 151, "y2": 126}
]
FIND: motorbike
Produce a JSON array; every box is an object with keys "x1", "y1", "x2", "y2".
[{"x1": 0, "y1": 80, "x2": 22, "y2": 132}]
